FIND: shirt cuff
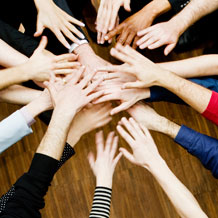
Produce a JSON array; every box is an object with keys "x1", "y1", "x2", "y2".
[
  {"x1": 20, "y1": 107, "x2": 36, "y2": 127},
  {"x1": 202, "y1": 91, "x2": 218, "y2": 125},
  {"x1": 69, "y1": 40, "x2": 89, "y2": 53},
  {"x1": 174, "y1": 125, "x2": 197, "y2": 151}
]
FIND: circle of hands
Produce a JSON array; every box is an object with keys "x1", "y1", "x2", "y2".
[{"x1": 30, "y1": 33, "x2": 164, "y2": 179}]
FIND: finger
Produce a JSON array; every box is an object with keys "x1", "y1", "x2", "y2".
[
  {"x1": 87, "y1": 152, "x2": 95, "y2": 170},
  {"x1": 117, "y1": 27, "x2": 130, "y2": 45},
  {"x1": 88, "y1": 90, "x2": 105, "y2": 102},
  {"x1": 148, "y1": 40, "x2": 164, "y2": 50},
  {"x1": 119, "y1": 148, "x2": 135, "y2": 163},
  {"x1": 164, "y1": 43, "x2": 176, "y2": 56},
  {"x1": 139, "y1": 123, "x2": 152, "y2": 139},
  {"x1": 54, "y1": 69, "x2": 80, "y2": 75},
  {"x1": 65, "y1": 13, "x2": 85, "y2": 27},
  {"x1": 35, "y1": 36, "x2": 48, "y2": 52},
  {"x1": 129, "y1": 117, "x2": 145, "y2": 138},
  {"x1": 105, "y1": 131, "x2": 115, "y2": 152},
  {"x1": 110, "y1": 101, "x2": 132, "y2": 115},
  {"x1": 84, "y1": 77, "x2": 104, "y2": 95},
  {"x1": 124, "y1": 33, "x2": 135, "y2": 46},
  {"x1": 120, "y1": 117, "x2": 139, "y2": 139},
  {"x1": 102, "y1": 3, "x2": 112, "y2": 35},
  {"x1": 116, "y1": 124, "x2": 135, "y2": 146},
  {"x1": 97, "y1": 65, "x2": 132, "y2": 73},
  {"x1": 105, "y1": 23, "x2": 124, "y2": 41},
  {"x1": 54, "y1": 53, "x2": 78, "y2": 62},
  {"x1": 54, "y1": 61, "x2": 81, "y2": 69},
  {"x1": 53, "y1": 27, "x2": 71, "y2": 49},
  {"x1": 95, "y1": 117, "x2": 112, "y2": 129},
  {"x1": 110, "y1": 47, "x2": 134, "y2": 65},
  {"x1": 137, "y1": 33, "x2": 153, "y2": 46},
  {"x1": 93, "y1": 94, "x2": 118, "y2": 104},
  {"x1": 79, "y1": 71, "x2": 97, "y2": 89},
  {"x1": 97, "y1": 31, "x2": 102, "y2": 44},
  {"x1": 34, "y1": 21, "x2": 45, "y2": 37},
  {"x1": 96, "y1": 2, "x2": 106, "y2": 32},
  {"x1": 65, "y1": 21, "x2": 85, "y2": 39},
  {"x1": 96, "y1": 130, "x2": 104, "y2": 156},
  {"x1": 132, "y1": 36, "x2": 139, "y2": 49},
  {"x1": 108, "y1": 5, "x2": 120, "y2": 31},
  {"x1": 139, "y1": 37, "x2": 159, "y2": 50},
  {"x1": 123, "y1": 81, "x2": 147, "y2": 89},
  {"x1": 68, "y1": 66, "x2": 85, "y2": 84},
  {"x1": 100, "y1": 32, "x2": 106, "y2": 44},
  {"x1": 116, "y1": 44, "x2": 142, "y2": 60},
  {"x1": 110, "y1": 135, "x2": 119, "y2": 158},
  {"x1": 61, "y1": 26, "x2": 81, "y2": 44},
  {"x1": 124, "y1": 0, "x2": 131, "y2": 11},
  {"x1": 113, "y1": 152, "x2": 122, "y2": 166},
  {"x1": 137, "y1": 26, "x2": 155, "y2": 37}
]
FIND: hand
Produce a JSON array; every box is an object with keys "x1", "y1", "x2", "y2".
[
  {"x1": 67, "y1": 102, "x2": 113, "y2": 146},
  {"x1": 34, "y1": 0, "x2": 85, "y2": 48},
  {"x1": 137, "y1": 20, "x2": 181, "y2": 55},
  {"x1": 75, "y1": 44, "x2": 110, "y2": 79},
  {"x1": 128, "y1": 102, "x2": 181, "y2": 138},
  {"x1": 105, "y1": 6, "x2": 154, "y2": 48},
  {"x1": 94, "y1": 82, "x2": 150, "y2": 115},
  {"x1": 97, "y1": 44, "x2": 167, "y2": 88},
  {"x1": 117, "y1": 117, "x2": 161, "y2": 169},
  {"x1": 27, "y1": 36, "x2": 81, "y2": 82},
  {"x1": 96, "y1": 0, "x2": 130, "y2": 44},
  {"x1": 88, "y1": 131, "x2": 122, "y2": 188},
  {"x1": 44, "y1": 67, "x2": 104, "y2": 118}
]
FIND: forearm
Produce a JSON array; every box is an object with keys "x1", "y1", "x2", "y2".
[
  {"x1": 0, "y1": 65, "x2": 30, "y2": 90},
  {"x1": 158, "y1": 55, "x2": 218, "y2": 78},
  {"x1": 170, "y1": 0, "x2": 218, "y2": 37},
  {"x1": 157, "y1": 71, "x2": 212, "y2": 113},
  {"x1": 0, "y1": 85, "x2": 41, "y2": 105},
  {"x1": 0, "y1": 39, "x2": 28, "y2": 68},
  {"x1": 148, "y1": 158, "x2": 207, "y2": 218},
  {"x1": 144, "y1": 0, "x2": 172, "y2": 18},
  {"x1": 36, "y1": 108, "x2": 75, "y2": 160}
]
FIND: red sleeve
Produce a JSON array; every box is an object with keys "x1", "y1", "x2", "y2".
[{"x1": 202, "y1": 91, "x2": 218, "y2": 125}]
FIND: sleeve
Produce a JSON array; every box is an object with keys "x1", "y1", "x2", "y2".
[
  {"x1": 0, "y1": 153, "x2": 59, "y2": 218},
  {"x1": 89, "y1": 186, "x2": 112, "y2": 218},
  {"x1": 168, "y1": 0, "x2": 191, "y2": 13},
  {"x1": 0, "y1": 110, "x2": 33, "y2": 154},
  {"x1": 174, "y1": 125, "x2": 218, "y2": 178},
  {"x1": 202, "y1": 91, "x2": 218, "y2": 125}
]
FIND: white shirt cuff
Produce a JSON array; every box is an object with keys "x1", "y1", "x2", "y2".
[{"x1": 69, "y1": 40, "x2": 89, "y2": 53}]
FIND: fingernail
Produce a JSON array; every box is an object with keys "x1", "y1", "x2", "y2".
[
  {"x1": 81, "y1": 23, "x2": 85, "y2": 27},
  {"x1": 80, "y1": 34, "x2": 85, "y2": 39},
  {"x1": 105, "y1": 36, "x2": 109, "y2": 40}
]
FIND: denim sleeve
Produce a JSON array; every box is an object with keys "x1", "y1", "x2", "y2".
[{"x1": 175, "y1": 125, "x2": 218, "y2": 178}]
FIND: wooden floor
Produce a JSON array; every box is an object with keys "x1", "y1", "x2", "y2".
[{"x1": 1, "y1": 32, "x2": 218, "y2": 218}]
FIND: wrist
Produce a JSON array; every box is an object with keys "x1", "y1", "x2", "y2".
[
  {"x1": 169, "y1": 16, "x2": 188, "y2": 37},
  {"x1": 73, "y1": 43, "x2": 93, "y2": 56},
  {"x1": 144, "y1": 155, "x2": 167, "y2": 173},
  {"x1": 53, "y1": 106, "x2": 76, "y2": 124},
  {"x1": 143, "y1": 0, "x2": 171, "y2": 18},
  {"x1": 96, "y1": 175, "x2": 113, "y2": 189}
]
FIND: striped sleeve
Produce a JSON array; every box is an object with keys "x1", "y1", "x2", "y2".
[{"x1": 89, "y1": 186, "x2": 112, "y2": 218}]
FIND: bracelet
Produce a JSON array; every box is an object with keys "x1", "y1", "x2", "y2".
[{"x1": 69, "y1": 40, "x2": 89, "y2": 53}]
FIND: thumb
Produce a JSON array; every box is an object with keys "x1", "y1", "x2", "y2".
[
  {"x1": 124, "y1": 0, "x2": 131, "y2": 11},
  {"x1": 35, "y1": 36, "x2": 48, "y2": 52},
  {"x1": 88, "y1": 152, "x2": 95, "y2": 170},
  {"x1": 34, "y1": 21, "x2": 45, "y2": 37},
  {"x1": 164, "y1": 43, "x2": 176, "y2": 56}
]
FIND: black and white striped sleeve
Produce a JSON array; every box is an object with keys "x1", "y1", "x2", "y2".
[{"x1": 89, "y1": 187, "x2": 112, "y2": 218}]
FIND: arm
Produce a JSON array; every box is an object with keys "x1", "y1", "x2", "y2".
[
  {"x1": 117, "y1": 117, "x2": 208, "y2": 218},
  {"x1": 105, "y1": 0, "x2": 171, "y2": 48},
  {"x1": 0, "y1": 89, "x2": 52, "y2": 153},
  {"x1": 158, "y1": 55, "x2": 218, "y2": 78},
  {"x1": 0, "y1": 36, "x2": 80, "y2": 90},
  {"x1": 128, "y1": 102, "x2": 218, "y2": 178},
  {"x1": 0, "y1": 39, "x2": 28, "y2": 67},
  {"x1": 88, "y1": 131, "x2": 122, "y2": 218}
]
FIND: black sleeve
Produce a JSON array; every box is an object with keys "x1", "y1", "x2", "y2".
[
  {"x1": 168, "y1": 0, "x2": 191, "y2": 13},
  {"x1": 0, "y1": 153, "x2": 59, "y2": 218}
]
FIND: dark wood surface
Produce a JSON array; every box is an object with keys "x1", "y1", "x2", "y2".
[{"x1": 0, "y1": 31, "x2": 218, "y2": 218}]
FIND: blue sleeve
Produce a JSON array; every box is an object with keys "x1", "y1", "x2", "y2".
[
  {"x1": 175, "y1": 125, "x2": 218, "y2": 178},
  {"x1": 0, "y1": 110, "x2": 33, "y2": 154}
]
